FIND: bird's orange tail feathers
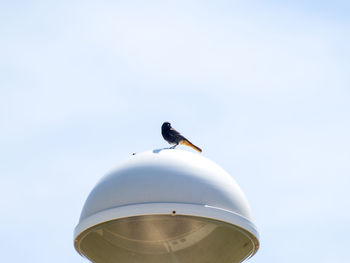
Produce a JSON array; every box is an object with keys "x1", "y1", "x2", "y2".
[{"x1": 180, "y1": 139, "x2": 202, "y2": 152}]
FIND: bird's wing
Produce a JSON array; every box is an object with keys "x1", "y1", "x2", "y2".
[
  {"x1": 169, "y1": 127, "x2": 185, "y2": 141},
  {"x1": 170, "y1": 127, "x2": 181, "y2": 135}
]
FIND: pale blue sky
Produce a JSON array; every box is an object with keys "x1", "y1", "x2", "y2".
[{"x1": 1, "y1": 1, "x2": 349, "y2": 262}]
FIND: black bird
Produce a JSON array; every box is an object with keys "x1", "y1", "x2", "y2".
[{"x1": 161, "y1": 122, "x2": 202, "y2": 152}]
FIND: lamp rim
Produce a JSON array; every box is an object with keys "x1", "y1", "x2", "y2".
[{"x1": 74, "y1": 202, "x2": 259, "y2": 256}]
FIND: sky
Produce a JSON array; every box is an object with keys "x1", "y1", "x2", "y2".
[{"x1": 1, "y1": 0, "x2": 350, "y2": 262}]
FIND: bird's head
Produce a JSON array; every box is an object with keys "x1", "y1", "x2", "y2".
[{"x1": 162, "y1": 122, "x2": 171, "y2": 130}]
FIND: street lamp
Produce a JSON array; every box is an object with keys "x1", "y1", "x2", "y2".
[{"x1": 74, "y1": 149, "x2": 259, "y2": 263}]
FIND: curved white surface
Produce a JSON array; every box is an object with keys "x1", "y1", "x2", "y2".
[{"x1": 75, "y1": 149, "x2": 258, "y2": 240}]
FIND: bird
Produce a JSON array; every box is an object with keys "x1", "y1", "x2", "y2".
[{"x1": 161, "y1": 122, "x2": 202, "y2": 152}]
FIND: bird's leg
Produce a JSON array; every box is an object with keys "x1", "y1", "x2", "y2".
[{"x1": 169, "y1": 143, "x2": 178, "y2": 149}]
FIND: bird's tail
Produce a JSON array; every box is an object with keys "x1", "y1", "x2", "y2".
[{"x1": 180, "y1": 139, "x2": 202, "y2": 152}]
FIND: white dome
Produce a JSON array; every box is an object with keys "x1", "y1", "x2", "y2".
[{"x1": 74, "y1": 149, "x2": 259, "y2": 263}]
